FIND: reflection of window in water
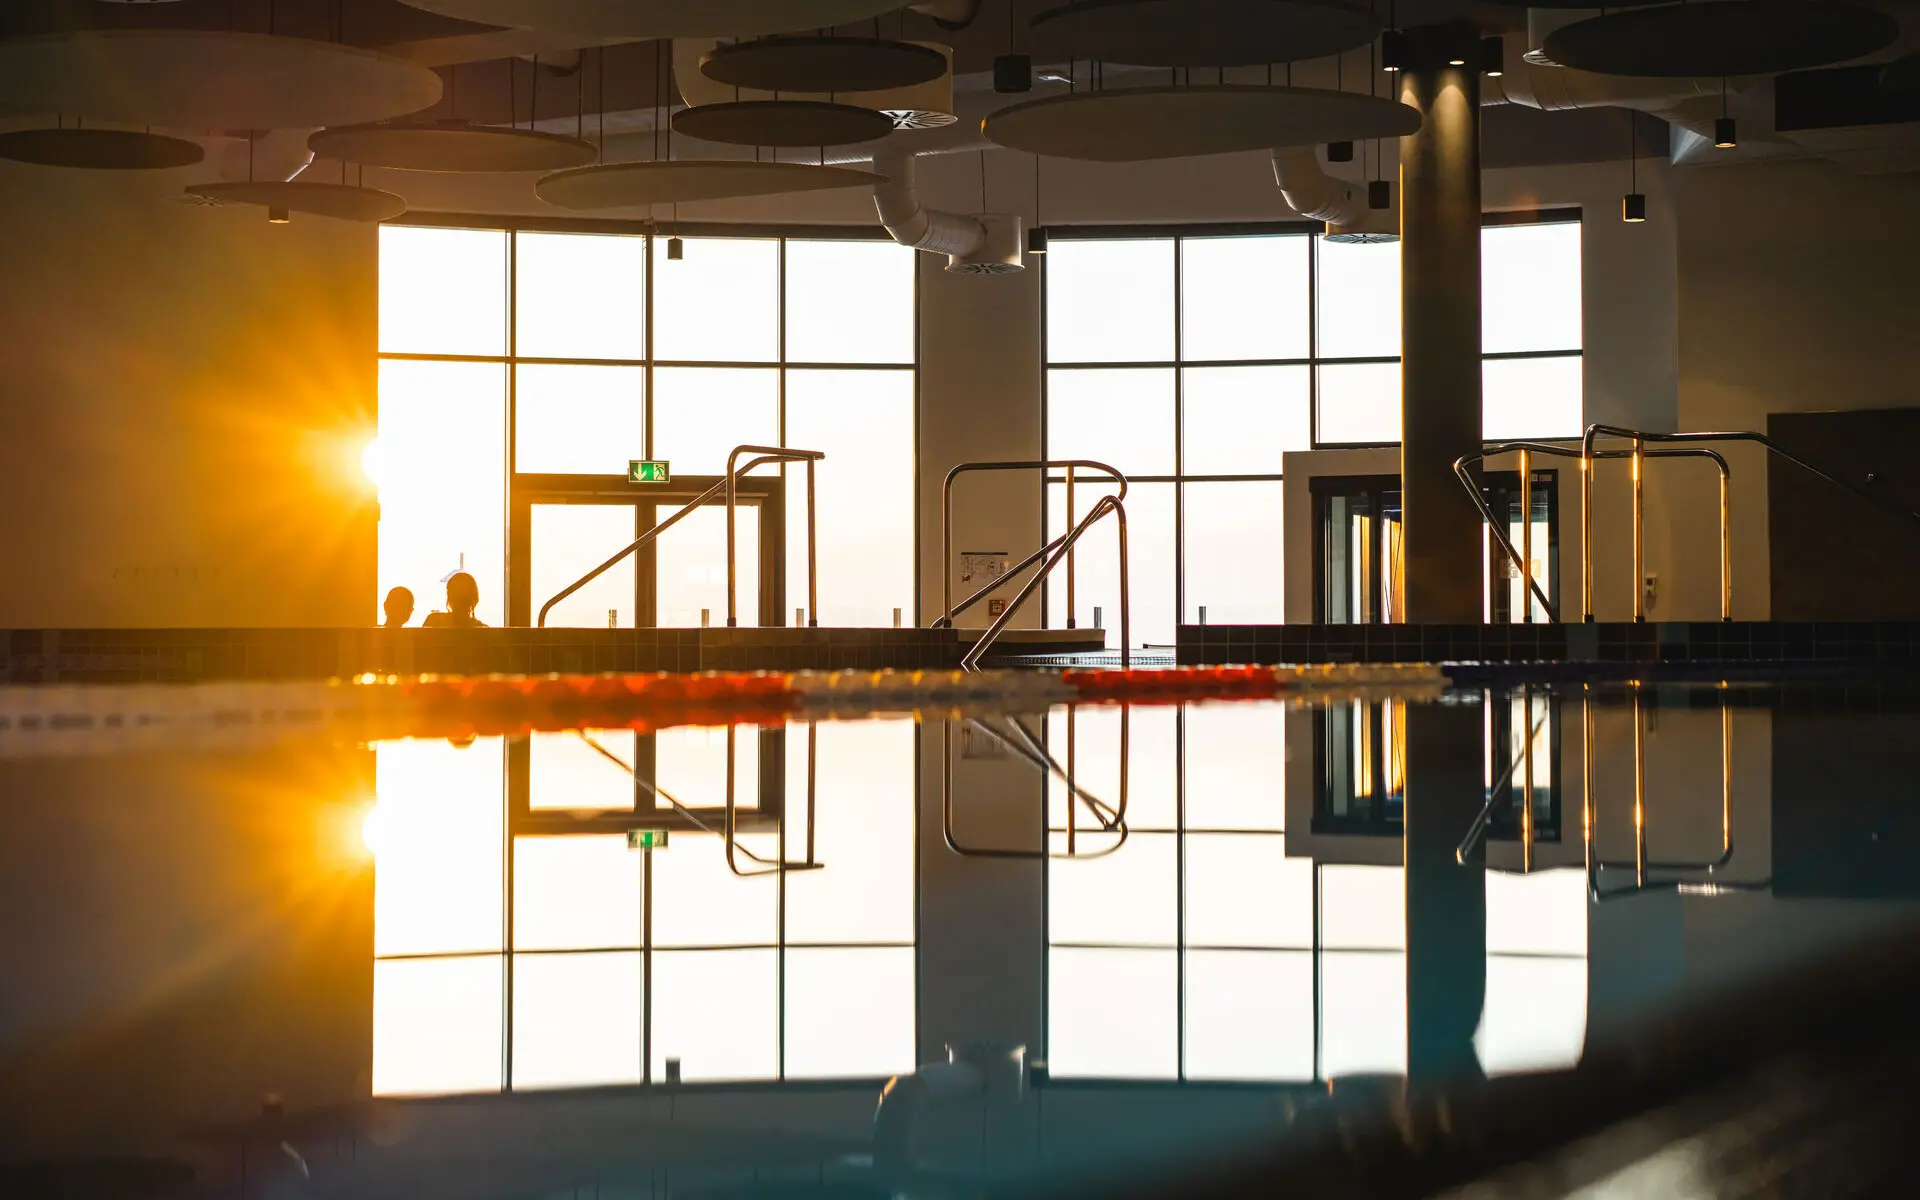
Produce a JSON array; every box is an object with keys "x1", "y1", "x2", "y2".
[
  {"x1": 367, "y1": 721, "x2": 916, "y2": 1096},
  {"x1": 1049, "y1": 700, "x2": 1585, "y2": 1084}
]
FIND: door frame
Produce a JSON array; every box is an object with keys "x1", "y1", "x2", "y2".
[{"x1": 507, "y1": 472, "x2": 788, "y2": 629}]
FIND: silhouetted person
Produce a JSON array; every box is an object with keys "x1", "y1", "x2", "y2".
[
  {"x1": 423, "y1": 572, "x2": 486, "y2": 628},
  {"x1": 382, "y1": 586, "x2": 414, "y2": 628}
]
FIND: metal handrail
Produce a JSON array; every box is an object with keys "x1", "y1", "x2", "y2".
[
  {"x1": 940, "y1": 459, "x2": 1128, "y2": 631},
  {"x1": 1455, "y1": 683, "x2": 1550, "y2": 869},
  {"x1": 943, "y1": 704, "x2": 1130, "y2": 861},
  {"x1": 961, "y1": 495, "x2": 1130, "y2": 672},
  {"x1": 1580, "y1": 424, "x2": 1920, "y2": 623},
  {"x1": 1454, "y1": 440, "x2": 1733, "y2": 624},
  {"x1": 537, "y1": 446, "x2": 824, "y2": 628},
  {"x1": 727, "y1": 445, "x2": 825, "y2": 629},
  {"x1": 936, "y1": 533, "x2": 1071, "y2": 629}
]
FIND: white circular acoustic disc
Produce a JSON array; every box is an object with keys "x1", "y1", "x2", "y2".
[
  {"x1": 985, "y1": 86, "x2": 1421, "y2": 162},
  {"x1": 309, "y1": 122, "x2": 598, "y2": 173},
  {"x1": 395, "y1": 0, "x2": 904, "y2": 37},
  {"x1": 185, "y1": 181, "x2": 408, "y2": 223},
  {"x1": 536, "y1": 160, "x2": 884, "y2": 210},
  {"x1": 1543, "y1": 1, "x2": 1899, "y2": 77},
  {"x1": 0, "y1": 31, "x2": 442, "y2": 130}
]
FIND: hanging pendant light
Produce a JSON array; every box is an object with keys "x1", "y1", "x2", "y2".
[
  {"x1": 1714, "y1": 78, "x2": 1737, "y2": 148},
  {"x1": 1027, "y1": 152, "x2": 1048, "y2": 254},
  {"x1": 1622, "y1": 111, "x2": 1646, "y2": 223}
]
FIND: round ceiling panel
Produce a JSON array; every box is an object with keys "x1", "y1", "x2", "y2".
[
  {"x1": 0, "y1": 128, "x2": 205, "y2": 170},
  {"x1": 1542, "y1": 1, "x2": 1900, "y2": 78},
  {"x1": 985, "y1": 86, "x2": 1420, "y2": 162},
  {"x1": 0, "y1": 31, "x2": 442, "y2": 129},
  {"x1": 394, "y1": 0, "x2": 903, "y2": 38},
  {"x1": 536, "y1": 160, "x2": 884, "y2": 209},
  {"x1": 308, "y1": 122, "x2": 597, "y2": 173},
  {"x1": 701, "y1": 37, "x2": 950, "y2": 94},
  {"x1": 184, "y1": 181, "x2": 408, "y2": 223},
  {"x1": 672, "y1": 100, "x2": 896, "y2": 147},
  {"x1": 1879, "y1": 51, "x2": 1920, "y2": 93},
  {"x1": 1029, "y1": 0, "x2": 1382, "y2": 67}
]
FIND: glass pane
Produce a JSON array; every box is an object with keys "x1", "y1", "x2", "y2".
[
  {"x1": 372, "y1": 956, "x2": 503, "y2": 1096},
  {"x1": 647, "y1": 829, "x2": 777, "y2": 948},
  {"x1": 1047, "y1": 704, "x2": 1178, "y2": 830},
  {"x1": 512, "y1": 952, "x2": 643, "y2": 1089},
  {"x1": 1046, "y1": 480, "x2": 1176, "y2": 648},
  {"x1": 1045, "y1": 368, "x2": 1175, "y2": 477},
  {"x1": 373, "y1": 359, "x2": 506, "y2": 626},
  {"x1": 1181, "y1": 366, "x2": 1310, "y2": 476},
  {"x1": 784, "y1": 947, "x2": 916, "y2": 1079},
  {"x1": 1483, "y1": 355, "x2": 1583, "y2": 442},
  {"x1": 785, "y1": 369, "x2": 914, "y2": 628},
  {"x1": 1183, "y1": 703, "x2": 1286, "y2": 831},
  {"x1": 1046, "y1": 948, "x2": 1177, "y2": 1079},
  {"x1": 785, "y1": 239, "x2": 915, "y2": 364},
  {"x1": 654, "y1": 502, "x2": 759, "y2": 628},
  {"x1": 1046, "y1": 239, "x2": 1175, "y2": 363},
  {"x1": 512, "y1": 835, "x2": 642, "y2": 951},
  {"x1": 1320, "y1": 951, "x2": 1407, "y2": 1077},
  {"x1": 1486, "y1": 869, "x2": 1588, "y2": 956},
  {"x1": 1184, "y1": 834, "x2": 1313, "y2": 948},
  {"x1": 1183, "y1": 480, "x2": 1284, "y2": 625},
  {"x1": 530, "y1": 504, "x2": 636, "y2": 629},
  {"x1": 1048, "y1": 831, "x2": 1176, "y2": 946},
  {"x1": 1319, "y1": 864, "x2": 1405, "y2": 950},
  {"x1": 371, "y1": 737, "x2": 504, "y2": 957},
  {"x1": 514, "y1": 231, "x2": 647, "y2": 360},
  {"x1": 530, "y1": 730, "x2": 635, "y2": 812},
  {"x1": 1181, "y1": 235, "x2": 1311, "y2": 361},
  {"x1": 656, "y1": 725, "x2": 761, "y2": 819},
  {"x1": 784, "y1": 721, "x2": 915, "y2": 944},
  {"x1": 1184, "y1": 950, "x2": 1314, "y2": 1081},
  {"x1": 1483, "y1": 222, "x2": 1582, "y2": 354},
  {"x1": 1317, "y1": 362, "x2": 1402, "y2": 445},
  {"x1": 379, "y1": 226, "x2": 506, "y2": 357},
  {"x1": 651, "y1": 367, "x2": 780, "y2": 477},
  {"x1": 1474, "y1": 956, "x2": 1587, "y2": 1077},
  {"x1": 653, "y1": 237, "x2": 779, "y2": 363},
  {"x1": 515, "y1": 364, "x2": 646, "y2": 475},
  {"x1": 651, "y1": 949, "x2": 777, "y2": 1082},
  {"x1": 1316, "y1": 235, "x2": 1401, "y2": 359}
]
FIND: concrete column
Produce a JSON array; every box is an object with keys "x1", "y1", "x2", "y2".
[
  {"x1": 1403, "y1": 698, "x2": 1487, "y2": 1088},
  {"x1": 1398, "y1": 23, "x2": 1486, "y2": 623}
]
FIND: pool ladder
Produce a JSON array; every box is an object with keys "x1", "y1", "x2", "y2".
[{"x1": 936, "y1": 460, "x2": 1132, "y2": 672}]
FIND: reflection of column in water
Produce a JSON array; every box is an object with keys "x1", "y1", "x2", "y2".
[{"x1": 1403, "y1": 697, "x2": 1487, "y2": 1090}]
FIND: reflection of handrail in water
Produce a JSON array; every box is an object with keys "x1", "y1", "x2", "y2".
[
  {"x1": 1455, "y1": 685, "x2": 1551, "y2": 869},
  {"x1": 575, "y1": 727, "x2": 822, "y2": 878},
  {"x1": 1583, "y1": 683, "x2": 1744, "y2": 902},
  {"x1": 968, "y1": 714, "x2": 1121, "y2": 829},
  {"x1": 943, "y1": 705, "x2": 1130, "y2": 860}
]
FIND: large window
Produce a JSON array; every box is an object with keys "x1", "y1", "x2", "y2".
[
  {"x1": 373, "y1": 224, "x2": 917, "y2": 628},
  {"x1": 1042, "y1": 218, "x2": 1583, "y2": 644}
]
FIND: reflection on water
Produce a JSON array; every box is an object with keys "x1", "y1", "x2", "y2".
[{"x1": 5, "y1": 682, "x2": 1920, "y2": 1196}]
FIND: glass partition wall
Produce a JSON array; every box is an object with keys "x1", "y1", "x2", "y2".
[{"x1": 373, "y1": 223, "x2": 917, "y2": 630}]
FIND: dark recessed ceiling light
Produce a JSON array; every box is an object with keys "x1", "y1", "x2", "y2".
[
  {"x1": 1027, "y1": 225, "x2": 1050, "y2": 254},
  {"x1": 1715, "y1": 115, "x2": 1737, "y2": 147},
  {"x1": 995, "y1": 53, "x2": 1033, "y2": 93},
  {"x1": 1368, "y1": 179, "x2": 1391, "y2": 209},
  {"x1": 1328, "y1": 140, "x2": 1355, "y2": 162},
  {"x1": 1622, "y1": 192, "x2": 1647, "y2": 222}
]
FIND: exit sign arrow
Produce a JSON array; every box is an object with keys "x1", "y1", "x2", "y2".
[{"x1": 629, "y1": 460, "x2": 671, "y2": 484}]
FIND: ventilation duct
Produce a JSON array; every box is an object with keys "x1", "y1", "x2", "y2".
[
  {"x1": 217, "y1": 129, "x2": 319, "y2": 184},
  {"x1": 1270, "y1": 145, "x2": 1398, "y2": 243},
  {"x1": 872, "y1": 141, "x2": 1026, "y2": 273},
  {"x1": 1524, "y1": 9, "x2": 1594, "y2": 68}
]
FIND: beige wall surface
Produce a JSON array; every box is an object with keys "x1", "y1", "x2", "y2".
[{"x1": 0, "y1": 165, "x2": 379, "y2": 628}]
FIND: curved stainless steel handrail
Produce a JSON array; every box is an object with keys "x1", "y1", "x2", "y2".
[
  {"x1": 727, "y1": 445, "x2": 826, "y2": 629},
  {"x1": 960, "y1": 494, "x2": 1130, "y2": 672},
  {"x1": 1456, "y1": 440, "x2": 1734, "y2": 624},
  {"x1": 536, "y1": 448, "x2": 821, "y2": 628},
  {"x1": 940, "y1": 459, "x2": 1128, "y2": 631},
  {"x1": 942, "y1": 704, "x2": 1130, "y2": 861},
  {"x1": 1579, "y1": 424, "x2": 1920, "y2": 623}
]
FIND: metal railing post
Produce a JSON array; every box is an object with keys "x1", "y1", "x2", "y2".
[
  {"x1": 1066, "y1": 464, "x2": 1077, "y2": 629},
  {"x1": 1581, "y1": 433, "x2": 1595, "y2": 622},
  {"x1": 1518, "y1": 447, "x2": 1533, "y2": 624},
  {"x1": 1115, "y1": 500, "x2": 1131, "y2": 671},
  {"x1": 1521, "y1": 685, "x2": 1535, "y2": 873},
  {"x1": 1631, "y1": 434, "x2": 1645, "y2": 622},
  {"x1": 806, "y1": 456, "x2": 820, "y2": 628},
  {"x1": 1719, "y1": 460, "x2": 1733, "y2": 622}
]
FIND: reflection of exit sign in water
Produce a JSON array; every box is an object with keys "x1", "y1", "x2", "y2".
[
  {"x1": 627, "y1": 829, "x2": 670, "y2": 850},
  {"x1": 629, "y1": 460, "x2": 671, "y2": 484}
]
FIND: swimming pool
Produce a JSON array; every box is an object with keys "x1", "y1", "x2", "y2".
[{"x1": 1, "y1": 665, "x2": 1915, "y2": 1197}]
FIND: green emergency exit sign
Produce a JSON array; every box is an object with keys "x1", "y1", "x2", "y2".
[
  {"x1": 629, "y1": 460, "x2": 671, "y2": 484},
  {"x1": 628, "y1": 829, "x2": 670, "y2": 850}
]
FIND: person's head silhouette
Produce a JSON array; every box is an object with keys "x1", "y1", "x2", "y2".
[
  {"x1": 382, "y1": 586, "x2": 415, "y2": 628},
  {"x1": 445, "y1": 572, "x2": 480, "y2": 620}
]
